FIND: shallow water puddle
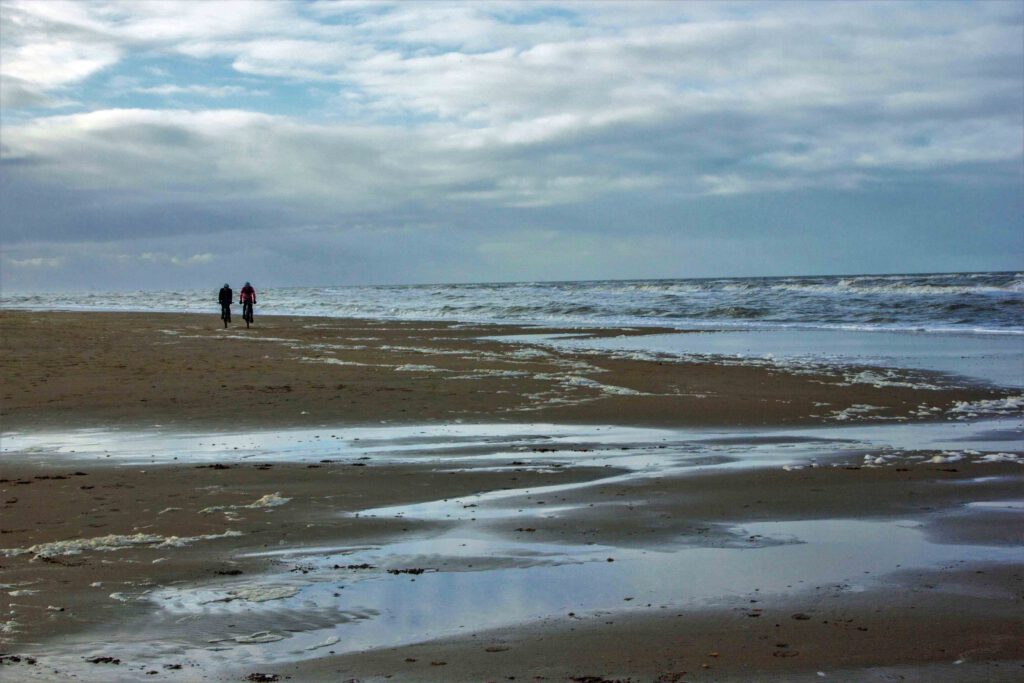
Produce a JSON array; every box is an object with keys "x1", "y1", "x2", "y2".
[
  {"x1": 3, "y1": 418, "x2": 1019, "y2": 469},
  {"x1": 22, "y1": 518, "x2": 1023, "y2": 676},
  {"x1": 4, "y1": 418, "x2": 1021, "y2": 679},
  {"x1": 1, "y1": 423, "x2": 681, "y2": 466}
]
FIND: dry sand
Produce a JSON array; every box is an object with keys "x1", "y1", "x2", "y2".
[{"x1": 1, "y1": 310, "x2": 1021, "y2": 681}]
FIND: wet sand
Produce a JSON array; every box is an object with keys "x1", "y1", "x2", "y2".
[
  {"x1": 1, "y1": 310, "x2": 1022, "y2": 681},
  {"x1": 0, "y1": 310, "x2": 1006, "y2": 430},
  {"x1": 295, "y1": 565, "x2": 1024, "y2": 682}
]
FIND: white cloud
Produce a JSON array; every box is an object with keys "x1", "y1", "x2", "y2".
[
  {"x1": 0, "y1": 77, "x2": 69, "y2": 109},
  {"x1": 0, "y1": 0, "x2": 1020, "y2": 288},
  {"x1": 2, "y1": 39, "x2": 120, "y2": 88},
  {"x1": 4, "y1": 107, "x2": 657, "y2": 209},
  {"x1": 138, "y1": 251, "x2": 214, "y2": 266},
  {"x1": 5, "y1": 256, "x2": 64, "y2": 268},
  {"x1": 135, "y1": 84, "x2": 267, "y2": 98}
]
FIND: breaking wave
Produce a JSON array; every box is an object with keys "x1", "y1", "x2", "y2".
[{"x1": 3, "y1": 271, "x2": 1022, "y2": 335}]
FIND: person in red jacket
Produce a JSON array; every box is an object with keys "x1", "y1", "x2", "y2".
[
  {"x1": 239, "y1": 282, "x2": 257, "y2": 326},
  {"x1": 239, "y1": 282, "x2": 257, "y2": 305}
]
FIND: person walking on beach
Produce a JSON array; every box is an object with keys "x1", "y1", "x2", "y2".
[
  {"x1": 239, "y1": 281, "x2": 257, "y2": 327},
  {"x1": 218, "y1": 283, "x2": 233, "y2": 327}
]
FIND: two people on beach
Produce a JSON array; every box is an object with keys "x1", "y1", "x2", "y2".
[{"x1": 218, "y1": 282, "x2": 257, "y2": 327}]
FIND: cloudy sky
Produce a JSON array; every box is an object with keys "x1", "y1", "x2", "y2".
[{"x1": 1, "y1": 0, "x2": 1021, "y2": 292}]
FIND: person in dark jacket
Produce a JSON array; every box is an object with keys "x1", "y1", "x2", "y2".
[{"x1": 218, "y1": 283, "x2": 233, "y2": 325}]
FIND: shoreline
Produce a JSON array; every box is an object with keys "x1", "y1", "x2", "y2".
[{"x1": 1, "y1": 309, "x2": 1022, "y2": 680}]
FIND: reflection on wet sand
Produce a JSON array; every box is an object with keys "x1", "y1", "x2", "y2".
[{"x1": 2, "y1": 418, "x2": 1021, "y2": 680}]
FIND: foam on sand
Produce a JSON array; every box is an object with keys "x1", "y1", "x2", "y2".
[
  {"x1": 948, "y1": 395, "x2": 1024, "y2": 419},
  {"x1": 394, "y1": 363, "x2": 449, "y2": 372},
  {"x1": 298, "y1": 356, "x2": 372, "y2": 367},
  {"x1": 840, "y1": 369, "x2": 945, "y2": 391},
  {"x1": 978, "y1": 452, "x2": 1023, "y2": 463},
  {"x1": 1, "y1": 530, "x2": 243, "y2": 559},
  {"x1": 829, "y1": 404, "x2": 886, "y2": 421},
  {"x1": 228, "y1": 585, "x2": 301, "y2": 603},
  {"x1": 201, "y1": 492, "x2": 291, "y2": 514},
  {"x1": 154, "y1": 582, "x2": 304, "y2": 611}
]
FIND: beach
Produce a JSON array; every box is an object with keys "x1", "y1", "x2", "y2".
[
  {"x1": 1, "y1": 308, "x2": 1022, "y2": 681},
  {"x1": 5, "y1": 0, "x2": 1023, "y2": 678},
  {"x1": 4, "y1": 310, "x2": 1012, "y2": 431}
]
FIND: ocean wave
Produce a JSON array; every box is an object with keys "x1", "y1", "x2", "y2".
[
  {"x1": 3, "y1": 271, "x2": 1022, "y2": 336},
  {"x1": 704, "y1": 306, "x2": 767, "y2": 320},
  {"x1": 763, "y1": 283, "x2": 1020, "y2": 297}
]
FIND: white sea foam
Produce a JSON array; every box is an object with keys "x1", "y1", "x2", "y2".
[
  {"x1": 1, "y1": 530, "x2": 242, "y2": 558},
  {"x1": 840, "y1": 370, "x2": 945, "y2": 391},
  {"x1": 201, "y1": 493, "x2": 290, "y2": 514},
  {"x1": 299, "y1": 356, "x2": 372, "y2": 367},
  {"x1": 303, "y1": 342, "x2": 368, "y2": 351},
  {"x1": 452, "y1": 369, "x2": 532, "y2": 379},
  {"x1": 228, "y1": 585, "x2": 301, "y2": 603},
  {"x1": 857, "y1": 448, "x2": 1022, "y2": 467},
  {"x1": 948, "y1": 396, "x2": 1024, "y2": 419},
  {"x1": 160, "y1": 583, "x2": 303, "y2": 612},
  {"x1": 394, "y1": 364, "x2": 447, "y2": 372},
  {"x1": 923, "y1": 452, "x2": 964, "y2": 464},
  {"x1": 508, "y1": 348, "x2": 552, "y2": 359},
  {"x1": 379, "y1": 345, "x2": 465, "y2": 356},
  {"x1": 978, "y1": 453, "x2": 1023, "y2": 464},
  {"x1": 830, "y1": 404, "x2": 885, "y2": 421},
  {"x1": 249, "y1": 493, "x2": 290, "y2": 508},
  {"x1": 562, "y1": 376, "x2": 644, "y2": 396}
]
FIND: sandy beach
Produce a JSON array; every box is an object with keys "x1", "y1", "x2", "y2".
[
  {"x1": 6, "y1": 0, "x2": 1023, "y2": 679},
  {"x1": 1, "y1": 310, "x2": 1022, "y2": 681},
  {"x1": 1, "y1": 310, "x2": 1009, "y2": 430}
]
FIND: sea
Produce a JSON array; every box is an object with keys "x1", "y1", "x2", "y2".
[{"x1": 3, "y1": 271, "x2": 1023, "y2": 388}]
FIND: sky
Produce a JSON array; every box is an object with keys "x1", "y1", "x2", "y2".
[{"x1": 1, "y1": 0, "x2": 1022, "y2": 292}]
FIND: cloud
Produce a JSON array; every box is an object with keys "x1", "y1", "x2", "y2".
[
  {"x1": 0, "y1": 76, "x2": 67, "y2": 109},
  {"x1": 0, "y1": 1, "x2": 1020, "y2": 291},
  {"x1": 3, "y1": 2, "x2": 1017, "y2": 176},
  {"x1": 0, "y1": 2, "x2": 121, "y2": 107},
  {"x1": 138, "y1": 251, "x2": 215, "y2": 266},
  {"x1": 4, "y1": 107, "x2": 660, "y2": 213},
  {"x1": 134, "y1": 84, "x2": 268, "y2": 98},
  {"x1": 5, "y1": 255, "x2": 64, "y2": 268},
  {"x1": 2, "y1": 38, "x2": 120, "y2": 89}
]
